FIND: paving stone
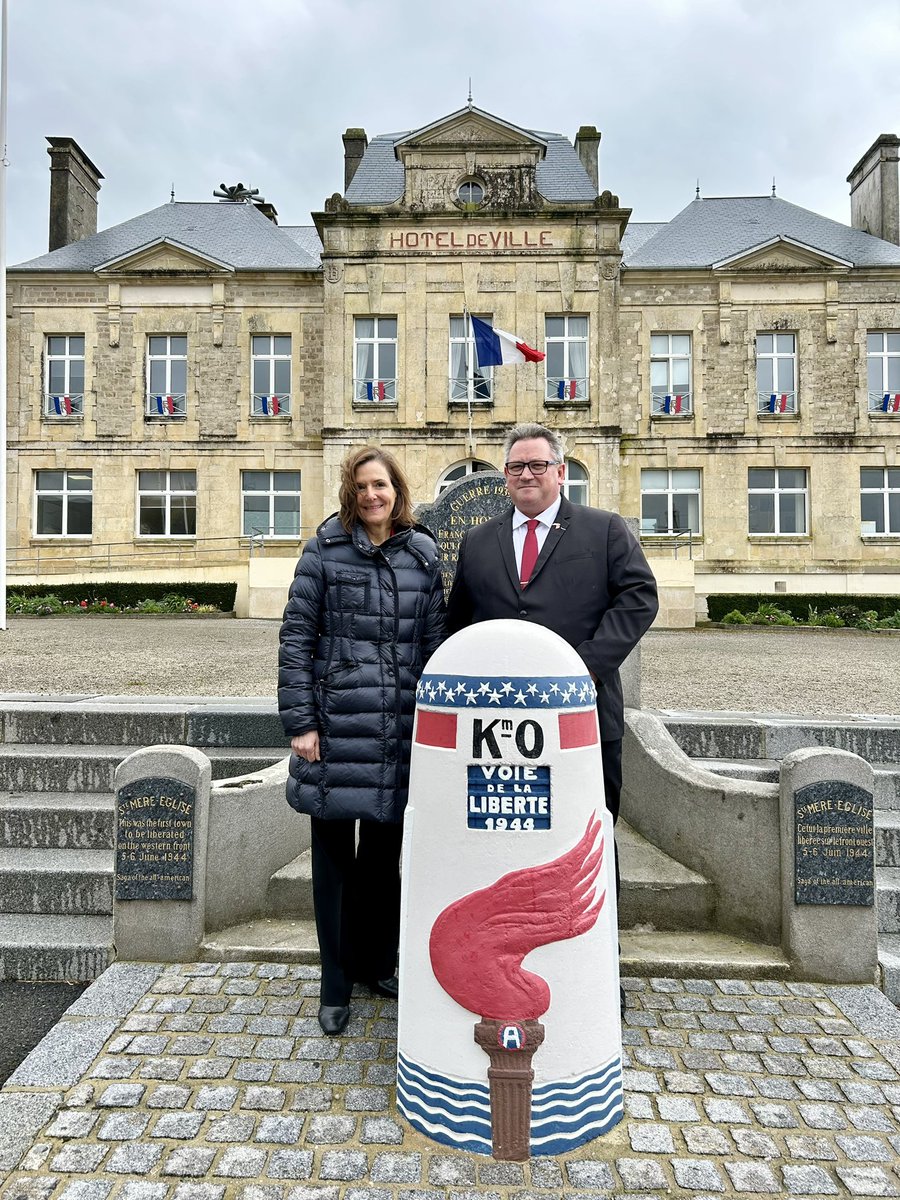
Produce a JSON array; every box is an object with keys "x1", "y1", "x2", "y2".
[
  {"x1": 634, "y1": 1047, "x2": 676, "y2": 1068},
  {"x1": 478, "y1": 1162, "x2": 524, "y2": 1185},
  {"x1": 152, "y1": 1112, "x2": 205, "y2": 1138},
  {"x1": 242, "y1": 1087, "x2": 286, "y2": 1111},
  {"x1": 663, "y1": 1069, "x2": 704, "y2": 1092},
  {"x1": 56, "y1": 1185, "x2": 113, "y2": 1200},
  {"x1": 319, "y1": 1150, "x2": 369, "y2": 1181},
  {"x1": 50, "y1": 1144, "x2": 108, "y2": 1172},
  {"x1": 750, "y1": 1101, "x2": 799, "y2": 1127},
  {"x1": 705, "y1": 1072, "x2": 755, "y2": 1096},
  {"x1": 428, "y1": 1157, "x2": 477, "y2": 1186},
  {"x1": 682, "y1": 1050, "x2": 721, "y2": 1070},
  {"x1": 672, "y1": 1159, "x2": 726, "y2": 1191},
  {"x1": 834, "y1": 1165, "x2": 900, "y2": 1196},
  {"x1": 614, "y1": 1158, "x2": 667, "y2": 1190},
  {"x1": 46, "y1": 1111, "x2": 98, "y2": 1139},
  {"x1": 97, "y1": 1111, "x2": 151, "y2": 1139},
  {"x1": 798, "y1": 1101, "x2": 848, "y2": 1129},
  {"x1": 529, "y1": 1159, "x2": 564, "y2": 1188},
  {"x1": 723, "y1": 1157, "x2": 782, "y2": 1192},
  {"x1": 730, "y1": 1128, "x2": 778, "y2": 1157},
  {"x1": 564, "y1": 1160, "x2": 616, "y2": 1188},
  {"x1": 755, "y1": 1076, "x2": 800, "y2": 1099},
  {"x1": 266, "y1": 1149, "x2": 314, "y2": 1180},
  {"x1": 841, "y1": 1081, "x2": 885, "y2": 1104},
  {"x1": 0, "y1": 1179, "x2": 61, "y2": 1200},
  {"x1": 91, "y1": 1056, "x2": 136, "y2": 1079},
  {"x1": 836, "y1": 1134, "x2": 895, "y2": 1161},
  {"x1": 106, "y1": 1144, "x2": 164, "y2": 1174},
  {"x1": 118, "y1": 1185, "x2": 169, "y2": 1200},
  {"x1": 195, "y1": 1086, "x2": 238, "y2": 1110},
  {"x1": 624, "y1": 1094, "x2": 654, "y2": 1118},
  {"x1": 139, "y1": 1056, "x2": 185, "y2": 1080},
  {"x1": 172, "y1": 1188, "x2": 225, "y2": 1200},
  {"x1": 163, "y1": 1146, "x2": 217, "y2": 1175},
  {"x1": 290, "y1": 1086, "x2": 333, "y2": 1112},
  {"x1": 19, "y1": 1144, "x2": 52, "y2": 1170},
  {"x1": 236, "y1": 1062, "x2": 275, "y2": 1082},
  {"x1": 207, "y1": 1115, "x2": 256, "y2": 1141},
  {"x1": 797, "y1": 1079, "x2": 843, "y2": 1101},
  {"x1": 628, "y1": 1122, "x2": 674, "y2": 1153},
  {"x1": 657, "y1": 1095, "x2": 700, "y2": 1121},
  {"x1": 255, "y1": 1116, "x2": 303, "y2": 1144},
  {"x1": 238, "y1": 1189, "x2": 283, "y2": 1200},
  {"x1": 690, "y1": 1033, "x2": 730, "y2": 1051},
  {"x1": 128, "y1": 1035, "x2": 169, "y2": 1054},
  {"x1": 307, "y1": 1115, "x2": 357, "y2": 1143},
  {"x1": 846, "y1": 1105, "x2": 895, "y2": 1131},
  {"x1": 649, "y1": 1029, "x2": 684, "y2": 1047},
  {"x1": 852, "y1": 1060, "x2": 899, "y2": 1080},
  {"x1": 274, "y1": 1063, "x2": 320, "y2": 1083},
  {"x1": 96, "y1": 1083, "x2": 145, "y2": 1107},
  {"x1": 295, "y1": 1037, "x2": 340, "y2": 1061},
  {"x1": 785, "y1": 1134, "x2": 839, "y2": 1160},
  {"x1": 781, "y1": 1165, "x2": 839, "y2": 1195},
  {"x1": 623, "y1": 1069, "x2": 659, "y2": 1092},
  {"x1": 703, "y1": 1098, "x2": 751, "y2": 1123},
  {"x1": 366, "y1": 1063, "x2": 396, "y2": 1085},
  {"x1": 188, "y1": 1057, "x2": 232, "y2": 1079},
  {"x1": 345, "y1": 1086, "x2": 390, "y2": 1111},
  {"x1": 361, "y1": 1117, "x2": 404, "y2": 1144},
  {"x1": 370, "y1": 1152, "x2": 422, "y2": 1183},
  {"x1": 216, "y1": 1147, "x2": 268, "y2": 1177},
  {"x1": 324, "y1": 1063, "x2": 363, "y2": 1083},
  {"x1": 683, "y1": 1125, "x2": 730, "y2": 1154}
]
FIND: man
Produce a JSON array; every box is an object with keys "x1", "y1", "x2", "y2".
[{"x1": 447, "y1": 422, "x2": 658, "y2": 832}]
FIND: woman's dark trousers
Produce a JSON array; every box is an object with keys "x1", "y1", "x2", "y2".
[{"x1": 310, "y1": 815, "x2": 403, "y2": 1006}]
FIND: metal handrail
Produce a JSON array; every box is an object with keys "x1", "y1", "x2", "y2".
[{"x1": 640, "y1": 529, "x2": 695, "y2": 560}]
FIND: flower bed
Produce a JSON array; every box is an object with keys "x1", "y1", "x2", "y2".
[{"x1": 9, "y1": 592, "x2": 225, "y2": 617}]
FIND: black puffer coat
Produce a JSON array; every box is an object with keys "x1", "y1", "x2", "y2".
[{"x1": 278, "y1": 515, "x2": 447, "y2": 823}]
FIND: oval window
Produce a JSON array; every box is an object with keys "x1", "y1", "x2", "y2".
[{"x1": 457, "y1": 180, "x2": 484, "y2": 206}]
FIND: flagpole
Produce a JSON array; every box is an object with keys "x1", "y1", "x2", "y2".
[
  {"x1": 0, "y1": 0, "x2": 9, "y2": 632},
  {"x1": 464, "y1": 304, "x2": 474, "y2": 458}
]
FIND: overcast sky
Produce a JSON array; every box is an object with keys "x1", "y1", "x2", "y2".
[{"x1": 6, "y1": 0, "x2": 900, "y2": 264}]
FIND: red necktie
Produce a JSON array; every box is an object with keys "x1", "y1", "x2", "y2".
[{"x1": 520, "y1": 519, "x2": 539, "y2": 587}]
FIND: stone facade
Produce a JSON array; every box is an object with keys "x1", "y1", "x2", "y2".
[{"x1": 6, "y1": 113, "x2": 900, "y2": 609}]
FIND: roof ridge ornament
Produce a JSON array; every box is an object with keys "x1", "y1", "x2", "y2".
[{"x1": 212, "y1": 183, "x2": 263, "y2": 204}]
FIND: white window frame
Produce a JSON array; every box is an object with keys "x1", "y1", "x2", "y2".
[
  {"x1": 457, "y1": 180, "x2": 484, "y2": 206},
  {"x1": 860, "y1": 467, "x2": 900, "y2": 535},
  {"x1": 33, "y1": 469, "x2": 93, "y2": 538},
  {"x1": 640, "y1": 468, "x2": 702, "y2": 536},
  {"x1": 650, "y1": 333, "x2": 692, "y2": 415},
  {"x1": 449, "y1": 316, "x2": 493, "y2": 403},
  {"x1": 435, "y1": 459, "x2": 496, "y2": 498},
  {"x1": 866, "y1": 331, "x2": 900, "y2": 413},
  {"x1": 353, "y1": 317, "x2": 397, "y2": 403},
  {"x1": 44, "y1": 335, "x2": 85, "y2": 417},
  {"x1": 755, "y1": 332, "x2": 798, "y2": 414},
  {"x1": 146, "y1": 335, "x2": 188, "y2": 418},
  {"x1": 137, "y1": 469, "x2": 197, "y2": 538},
  {"x1": 748, "y1": 467, "x2": 809, "y2": 536},
  {"x1": 241, "y1": 470, "x2": 302, "y2": 539},
  {"x1": 545, "y1": 314, "x2": 589, "y2": 401},
  {"x1": 251, "y1": 335, "x2": 292, "y2": 416},
  {"x1": 562, "y1": 459, "x2": 589, "y2": 505}
]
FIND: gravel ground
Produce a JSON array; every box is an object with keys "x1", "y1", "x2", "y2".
[{"x1": 0, "y1": 617, "x2": 898, "y2": 718}]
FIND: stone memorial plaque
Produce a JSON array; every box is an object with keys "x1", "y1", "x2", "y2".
[
  {"x1": 416, "y1": 471, "x2": 509, "y2": 595},
  {"x1": 794, "y1": 780, "x2": 874, "y2": 906},
  {"x1": 115, "y1": 776, "x2": 195, "y2": 901}
]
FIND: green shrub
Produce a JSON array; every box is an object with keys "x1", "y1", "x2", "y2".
[
  {"x1": 878, "y1": 612, "x2": 900, "y2": 629},
  {"x1": 8, "y1": 593, "x2": 65, "y2": 616},
  {"x1": 9, "y1": 581, "x2": 236, "y2": 611},
  {"x1": 821, "y1": 613, "x2": 844, "y2": 628},
  {"x1": 747, "y1": 602, "x2": 794, "y2": 625},
  {"x1": 721, "y1": 609, "x2": 749, "y2": 624},
  {"x1": 806, "y1": 605, "x2": 824, "y2": 626},
  {"x1": 706, "y1": 592, "x2": 900, "y2": 623},
  {"x1": 829, "y1": 604, "x2": 863, "y2": 626},
  {"x1": 9, "y1": 589, "x2": 225, "y2": 616}
]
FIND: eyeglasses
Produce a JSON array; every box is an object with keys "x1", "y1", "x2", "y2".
[{"x1": 504, "y1": 459, "x2": 561, "y2": 476}]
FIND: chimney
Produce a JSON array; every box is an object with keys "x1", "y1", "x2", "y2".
[
  {"x1": 847, "y1": 133, "x2": 900, "y2": 245},
  {"x1": 342, "y1": 128, "x2": 368, "y2": 191},
  {"x1": 254, "y1": 200, "x2": 279, "y2": 224},
  {"x1": 574, "y1": 125, "x2": 601, "y2": 192},
  {"x1": 47, "y1": 137, "x2": 104, "y2": 251}
]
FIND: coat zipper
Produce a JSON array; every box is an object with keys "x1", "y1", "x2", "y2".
[{"x1": 384, "y1": 552, "x2": 403, "y2": 801}]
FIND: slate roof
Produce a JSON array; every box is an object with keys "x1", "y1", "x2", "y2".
[
  {"x1": 623, "y1": 196, "x2": 900, "y2": 269},
  {"x1": 621, "y1": 222, "x2": 668, "y2": 259},
  {"x1": 13, "y1": 202, "x2": 322, "y2": 272},
  {"x1": 344, "y1": 126, "x2": 597, "y2": 205}
]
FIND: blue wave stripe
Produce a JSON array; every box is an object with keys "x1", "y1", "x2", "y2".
[
  {"x1": 532, "y1": 1056, "x2": 621, "y2": 1096},
  {"x1": 396, "y1": 1079, "x2": 492, "y2": 1132},
  {"x1": 398, "y1": 1054, "x2": 490, "y2": 1105},
  {"x1": 397, "y1": 1098, "x2": 492, "y2": 1155},
  {"x1": 532, "y1": 1060, "x2": 621, "y2": 1106},
  {"x1": 532, "y1": 1103, "x2": 624, "y2": 1155}
]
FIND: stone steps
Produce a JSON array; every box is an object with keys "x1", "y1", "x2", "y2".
[
  {"x1": 266, "y1": 849, "x2": 314, "y2": 920},
  {"x1": 693, "y1": 756, "x2": 900, "y2": 811},
  {"x1": 0, "y1": 744, "x2": 283, "y2": 791},
  {"x1": 879, "y1": 934, "x2": 900, "y2": 1005},
  {"x1": 201, "y1": 917, "x2": 320, "y2": 964},
  {"x1": 619, "y1": 929, "x2": 791, "y2": 979},
  {"x1": 0, "y1": 847, "x2": 113, "y2": 915},
  {"x1": 0, "y1": 913, "x2": 112, "y2": 981},
  {"x1": 0, "y1": 791, "x2": 113, "y2": 849},
  {"x1": 877, "y1": 867, "x2": 900, "y2": 933},
  {"x1": 617, "y1": 821, "x2": 714, "y2": 932}
]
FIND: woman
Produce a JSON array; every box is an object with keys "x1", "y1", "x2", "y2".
[{"x1": 278, "y1": 446, "x2": 446, "y2": 1036}]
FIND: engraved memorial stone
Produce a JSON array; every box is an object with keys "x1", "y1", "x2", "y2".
[
  {"x1": 794, "y1": 780, "x2": 874, "y2": 906},
  {"x1": 416, "y1": 471, "x2": 509, "y2": 595},
  {"x1": 115, "y1": 776, "x2": 196, "y2": 901}
]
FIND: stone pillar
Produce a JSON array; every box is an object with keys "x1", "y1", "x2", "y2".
[
  {"x1": 780, "y1": 747, "x2": 877, "y2": 983},
  {"x1": 113, "y1": 745, "x2": 211, "y2": 962},
  {"x1": 574, "y1": 125, "x2": 601, "y2": 192},
  {"x1": 847, "y1": 134, "x2": 900, "y2": 245},
  {"x1": 47, "y1": 137, "x2": 103, "y2": 251}
]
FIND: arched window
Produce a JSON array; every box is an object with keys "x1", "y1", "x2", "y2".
[
  {"x1": 436, "y1": 459, "x2": 496, "y2": 497},
  {"x1": 563, "y1": 459, "x2": 589, "y2": 506}
]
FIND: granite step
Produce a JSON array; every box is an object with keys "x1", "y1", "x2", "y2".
[
  {"x1": 617, "y1": 821, "x2": 715, "y2": 932},
  {"x1": 879, "y1": 934, "x2": 900, "y2": 1006},
  {"x1": 0, "y1": 913, "x2": 112, "y2": 981},
  {"x1": 0, "y1": 792, "x2": 114, "y2": 849},
  {"x1": 619, "y1": 929, "x2": 791, "y2": 980},
  {"x1": 0, "y1": 744, "x2": 284, "y2": 791},
  {"x1": 267, "y1": 849, "x2": 314, "y2": 920},
  {"x1": 0, "y1": 847, "x2": 113, "y2": 915},
  {"x1": 665, "y1": 717, "x2": 900, "y2": 765},
  {"x1": 201, "y1": 917, "x2": 320, "y2": 965},
  {"x1": 875, "y1": 810, "x2": 900, "y2": 867},
  {"x1": 694, "y1": 757, "x2": 900, "y2": 811},
  {"x1": 877, "y1": 867, "x2": 900, "y2": 934}
]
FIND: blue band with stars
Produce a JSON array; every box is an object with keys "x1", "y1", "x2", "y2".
[{"x1": 415, "y1": 674, "x2": 597, "y2": 708}]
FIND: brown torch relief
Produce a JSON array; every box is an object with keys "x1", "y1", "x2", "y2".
[{"x1": 474, "y1": 1019, "x2": 546, "y2": 1160}]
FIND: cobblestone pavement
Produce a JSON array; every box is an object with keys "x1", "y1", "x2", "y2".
[{"x1": 3, "y1": 963, "x2": 900, "y2": 1198}]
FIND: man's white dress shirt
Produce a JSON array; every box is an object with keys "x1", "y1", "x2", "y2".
[{"x1": 511, "y1": 497, "x2": 562, "y2": 579}]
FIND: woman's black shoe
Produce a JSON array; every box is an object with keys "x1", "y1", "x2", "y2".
[
  {"x1": 368, "y1": 976, "x2": 399, "y2": 1000},
  {"x1": 318, "y1": 1004, "x2": 350, "y2": 1036}
]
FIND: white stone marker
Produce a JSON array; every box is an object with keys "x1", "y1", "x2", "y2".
[{"x1": 397, "y1": 620, "x2": 622, "y2": 1160}]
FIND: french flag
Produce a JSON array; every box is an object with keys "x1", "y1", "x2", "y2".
[
  {"x1": 882, "y1": 394, "x2": 900, "y2": 413},
  {"x1": 557, "y1": 379, "x2": 578, "y2": 399},
  {"x1": 366, "y1": 381, "x2": 386, "y2": 401},
  {"x1": 154, "y1": 395, "x2": 176, "y2": 415},
  {"x1": 769, "y1": 394, "x2": 788, "y2": 413},
  {"x1": 52, "y1": 396, "x2": 72, "y2": 415},
  {"x1": 663, "y1": 394, "x2": 683, "y2": 414},
  {"x1": 471, "y1": 315, "x2": 545, "y2": 367},
  {"x1": 260, "y1": 396, "x2": 281, "y2": 415}
]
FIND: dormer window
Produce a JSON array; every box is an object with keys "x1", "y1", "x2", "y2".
[{"x1": 457, "y1": 179, "x2": 484, "y2": 207}]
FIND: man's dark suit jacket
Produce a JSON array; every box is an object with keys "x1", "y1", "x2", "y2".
[{"x1": 446, "y1": 496, "x2": 659, "y2": 742}]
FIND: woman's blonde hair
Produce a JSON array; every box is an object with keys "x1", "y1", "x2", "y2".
[{"x1": 338, "y1": 446, "x2": 415, "y2": 533}]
